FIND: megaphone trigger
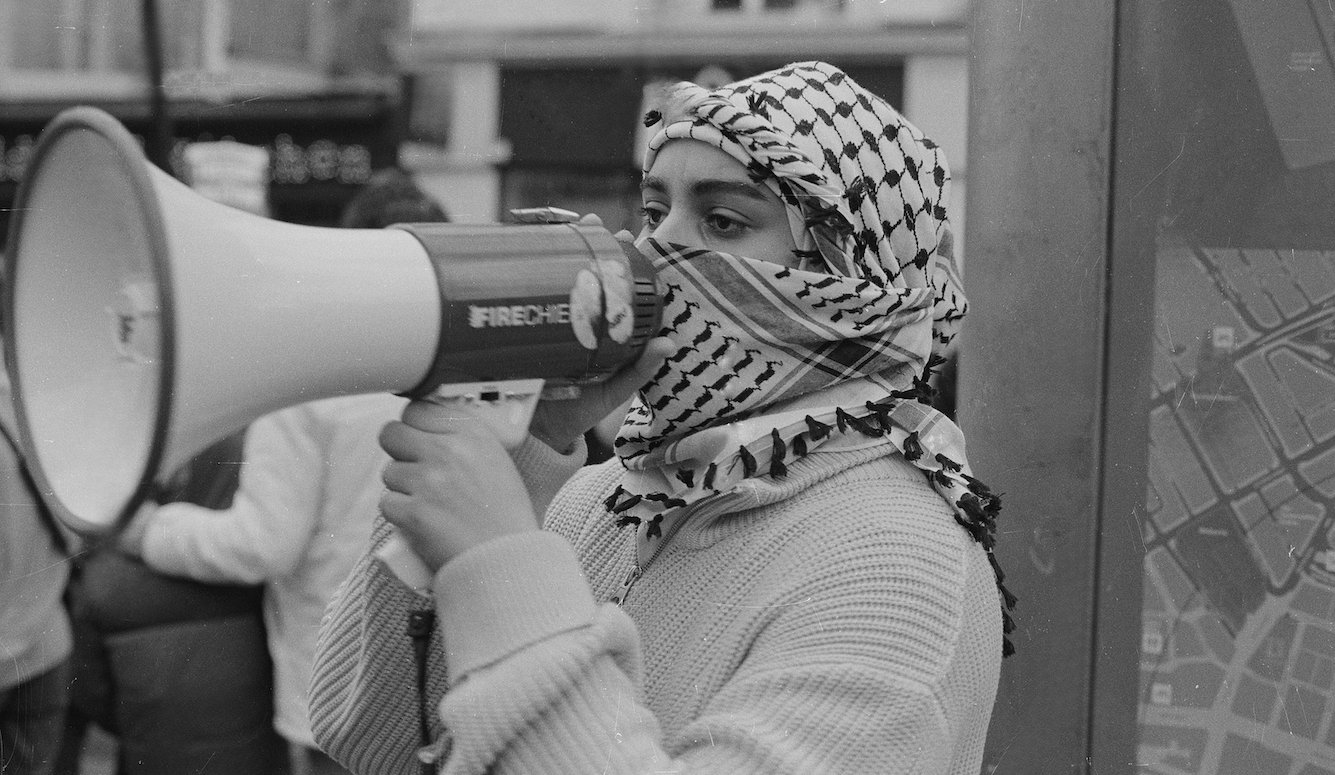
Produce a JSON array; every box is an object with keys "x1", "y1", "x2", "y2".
[{"x1": 419, "y1": 378, "x2": 546, "y2": 451}]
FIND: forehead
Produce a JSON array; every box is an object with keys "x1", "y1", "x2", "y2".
[{"x1": 645, "y1": 139, "x2": 752, "y2": 182}]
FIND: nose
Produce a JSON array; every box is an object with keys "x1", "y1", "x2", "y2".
[{"x1": 644, "y1": 209, "x2": 699, "y2": 250}]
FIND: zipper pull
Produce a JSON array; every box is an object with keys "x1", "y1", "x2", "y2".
[{"x1": 611, "y1": 565, "x2": 641, "y2": 606}]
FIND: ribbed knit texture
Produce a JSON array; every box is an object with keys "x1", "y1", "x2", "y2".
[{"x1": 311, "y1": 439, "x2": 1002, "y2": 774}]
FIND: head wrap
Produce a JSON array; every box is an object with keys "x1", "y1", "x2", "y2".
[{"x1": 611, "y1": 62, "x2": 1014, "y2": 655}]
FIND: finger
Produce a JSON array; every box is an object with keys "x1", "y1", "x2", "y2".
[
  {"x1": 400, "y1": 399, "x2": 492, "y2": 435},
  {"x1": 576, "y1": 213, "x2": 604, "y2": 227},
  {"x1": 380, "y1": 460, "x2": 415, "y2": 495},
  {"x1": 379, "y1": 421, "x2": 423, "y2": 463},
  {"x1": 378, "y1": 490, "x2": 415, "y2": 527},
  {"x1": 609, "y1": 336, "x2": 675, "y2": 393}
]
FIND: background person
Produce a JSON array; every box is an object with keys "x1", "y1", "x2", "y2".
[
  {"x1": 54, "y1": 138, "x2": 286, "y2": 775},
  {"x1": 0, "y1": 366, "x2": 74, "y2": 775},
  {"x1": 338, "y1": 168, "x2": 448, "y2": 229},
  {"x1": 54, "y1": 429, "x2": 282, "y2": 775},
  {"x1": 119, "y1": 395, "x2": 405, "y2": 775}
]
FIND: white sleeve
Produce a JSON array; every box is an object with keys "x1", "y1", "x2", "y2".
[{"x1": 141, "y1": 406, "x2": 325, "y2": 584}]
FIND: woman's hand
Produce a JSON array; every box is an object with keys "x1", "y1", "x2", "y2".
[
  {"x1": 379, "y1": 401, "x2": 541, "y2": 572},
  {"x1": 529, "y1": 335, "x2": 675, "y2": 455},
  {"x1": 525, "y1": 212, "x2": 672, "y2": 453},
  {"x1": 526, "y1": 213, "x2": 675, "y2": 454}
]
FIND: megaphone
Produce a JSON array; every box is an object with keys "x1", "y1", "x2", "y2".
[{"x1": 3, "y1": 106, "x2": 662, "y2": 536}]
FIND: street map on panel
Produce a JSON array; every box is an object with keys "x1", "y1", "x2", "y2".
[{"x1": 1138, "y1": 242, "x2": 1335, "y2": 775}]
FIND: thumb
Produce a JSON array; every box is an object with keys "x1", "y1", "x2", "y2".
[{"x1": 602, "y1": 336, "x2": 674, "y2": 399}]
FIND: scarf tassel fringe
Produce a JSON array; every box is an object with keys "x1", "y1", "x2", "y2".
[{"x1": 955, "y1": 488, "x2": 1017, "y2": 657}]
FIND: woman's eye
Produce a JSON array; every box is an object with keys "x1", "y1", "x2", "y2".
[
  {"x1": 704, "y1": 212, "x2": 746, "y2": 237},
  {"x1": 640, "y1": 206, "x2": 665, "y2": 228}
]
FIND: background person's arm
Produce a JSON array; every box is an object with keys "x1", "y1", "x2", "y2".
[{"x1": 136, "y1": 405, "x2": 324, "y2": 584}]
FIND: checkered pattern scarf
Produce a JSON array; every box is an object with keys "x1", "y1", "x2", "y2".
[{"x1": 608, "y1": 62, "x2": 1014, "y2": 654}]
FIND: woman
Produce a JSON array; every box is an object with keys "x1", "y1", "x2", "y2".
[{"x1": 310, "y1": 61, "x2": 1014, "y2": 775}]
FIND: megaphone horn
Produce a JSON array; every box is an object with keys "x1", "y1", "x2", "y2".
[{"x1": 3, "y1": 106, "x2": 661, "y2": 535}]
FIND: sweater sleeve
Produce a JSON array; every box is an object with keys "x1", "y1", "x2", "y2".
[
  {"x1": 141, "y1": 406, "x2": 324, "y2": 584},
  {"x1": 510, "y1": 432, "x2": 586, "y2": 519},
  {"x1": 310, "y1": 518, "x2": 449, "y2": 775}
]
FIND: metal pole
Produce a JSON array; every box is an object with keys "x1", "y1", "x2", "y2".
[
  {"x1": 961, "y1": 0, "x2": 1121, "y2": 771},
  {"x1": 141, "y1": 0, "x2": 173, "y2": 173}
]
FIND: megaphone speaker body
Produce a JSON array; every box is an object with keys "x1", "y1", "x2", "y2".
[{"x1": 4, "y1": 107, "x2": 660, "y2": 534}]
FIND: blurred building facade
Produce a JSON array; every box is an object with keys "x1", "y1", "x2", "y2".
[
  {"x1": 396, "y1": 0, "x2": 972, "y2": 248},
  {"x1": 0, "y1": 0, "x2": 971, "y2": 240},
  {"x1": 0, "y1": 0, "x2": 410, "y2": 237}
]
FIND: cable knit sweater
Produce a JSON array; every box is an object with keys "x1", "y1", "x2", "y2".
[{"x1": 310, "y1": 435, "x2": 1002, "y2": 775}]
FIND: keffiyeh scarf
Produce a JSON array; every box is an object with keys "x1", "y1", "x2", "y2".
[{"x1": 608, "y1": 62, "x2": 1015, "y2": 655}]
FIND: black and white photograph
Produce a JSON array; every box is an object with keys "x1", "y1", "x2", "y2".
[{"x1": 2, "y1": 1, "x2": 1334, "y2": 773}]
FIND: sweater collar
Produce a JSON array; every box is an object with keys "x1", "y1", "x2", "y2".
[{"x1": 634, "y1": 440, "x2": 897, "y2": 567}]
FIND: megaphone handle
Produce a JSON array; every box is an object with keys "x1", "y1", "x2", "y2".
[
  {"x1": 374, "y1": 378, "x2": 548, "y2": 595},
  {"x1": 375, "y1": 531, "x2": 435, "y2": 596}
]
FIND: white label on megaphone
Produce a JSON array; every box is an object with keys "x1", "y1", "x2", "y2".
[{"x1": 107, "y1": 280, "x2": 160, "y2": 365}]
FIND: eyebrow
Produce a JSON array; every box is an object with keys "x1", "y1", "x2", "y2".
[{"x1": 641, "y1": 175, "x2": 773, "y2": 203}]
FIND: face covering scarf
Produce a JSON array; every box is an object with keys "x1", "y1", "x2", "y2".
[{"x1": 609, "y1": 61, "x2": 1015, "y2": 655}]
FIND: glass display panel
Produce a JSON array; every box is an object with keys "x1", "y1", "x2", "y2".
[{"x1": 1119, "y1": 2, "x2": 1335, "y2": 773}]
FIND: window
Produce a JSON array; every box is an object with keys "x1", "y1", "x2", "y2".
[{"x1": 0, "y1": 0, "x2": 339, "y2": 94}]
